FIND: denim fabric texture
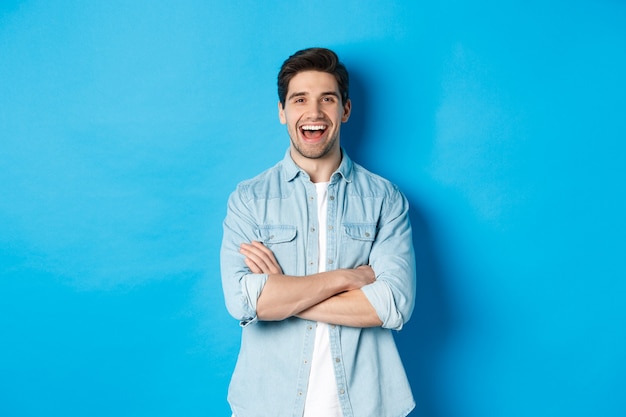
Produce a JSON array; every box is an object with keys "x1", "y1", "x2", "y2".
[{"x1": 221, "y1": 149, "x2": 416, "y2": 417}]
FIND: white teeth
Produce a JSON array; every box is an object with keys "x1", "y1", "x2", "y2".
[{"x1": 301, "y1": 125, "x2": 326, "y2": 130}]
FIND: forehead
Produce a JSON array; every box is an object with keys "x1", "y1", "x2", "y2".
[{"x1": 287, "y1": 70, "x2": 340, "y2": 95}]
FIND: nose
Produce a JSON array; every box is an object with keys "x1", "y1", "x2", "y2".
[{"x1": 306, "y1": 101, "x2": 324, "y2": 119}]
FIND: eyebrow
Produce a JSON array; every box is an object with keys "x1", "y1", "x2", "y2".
[{"x1": 287, "y1": 91, "x2": 340, "y2": 101}]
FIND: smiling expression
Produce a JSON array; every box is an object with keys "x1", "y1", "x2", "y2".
[{"x1": 279, "y1": 70, "x2": 351, "y2": 163}]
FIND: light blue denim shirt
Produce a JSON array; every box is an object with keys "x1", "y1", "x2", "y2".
[{"x1": 221, "y1": 149, "x2": 416, "y2": 417}]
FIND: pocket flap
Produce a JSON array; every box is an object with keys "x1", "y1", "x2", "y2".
[
  {"x1": 343, "y1": 223, "x2": 377, "y2": 241},
  {"x1": 257, "y1": 225, "x2": 297, "y2": 244}
]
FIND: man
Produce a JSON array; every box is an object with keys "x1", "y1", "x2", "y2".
[{"x1": 221, "y1": 47, "x2": 416, "y2": 417}]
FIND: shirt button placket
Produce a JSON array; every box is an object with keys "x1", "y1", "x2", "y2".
[
  {"x1": 326, "y1": 186, "x2": 337, "y2": 271},
  {"x1": 306, "y1": 191, "x2": 316, "y2": 275}
]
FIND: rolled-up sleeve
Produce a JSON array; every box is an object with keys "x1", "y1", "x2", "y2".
[
  {"x1": 220, "y1": 186, "x2": 267, "y2": 327},
  {"x1": 361, "y1": 186, "x2": 416, "y2": 330}
]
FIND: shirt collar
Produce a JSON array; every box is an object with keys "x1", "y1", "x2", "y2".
[{"x1": 281, "y1": 148, "x2": 354, "y2": 183}]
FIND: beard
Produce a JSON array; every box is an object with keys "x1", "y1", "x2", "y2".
[{"x1": 289, "y1": 130, "x2": 339, "y2": 160}]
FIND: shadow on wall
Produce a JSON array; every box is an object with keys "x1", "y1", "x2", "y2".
[
  {"x1": 340, "y1": 67, "x2": 370, "y2": 163},
  {"x1": 398, "y1": 202, "x2": 452, "y2": 417},
  {"x1": 343, "y1": 69, "x2": 452, "y2": 417}
]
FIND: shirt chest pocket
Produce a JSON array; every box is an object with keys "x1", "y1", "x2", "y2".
[
  {"x1": 256, "y1": 225, "x2": 298, "y2": 274},
  {"x1": 341, "y1": 223, "x2": 377, "y2": 266}
]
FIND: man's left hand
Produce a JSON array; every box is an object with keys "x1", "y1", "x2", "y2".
[{"x1": 240, "y1": 241, "x2": 284, "y2": 275}]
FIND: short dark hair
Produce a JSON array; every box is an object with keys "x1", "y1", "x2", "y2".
[{"x1": 277, "y1": 47, "x2": 350, "y2": 106}]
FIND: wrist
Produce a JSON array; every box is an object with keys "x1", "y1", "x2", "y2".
[{"x1": 320, "y1": 269, "x2": 350, "y2": 293}]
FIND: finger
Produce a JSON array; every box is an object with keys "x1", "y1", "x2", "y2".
[
  {"x1": 249, "y1": 241, "x2": 282, "y2": 273},
  {"x1": 240, "y1": 242, "x2": 284, "y2": 274},
  {"x1": 240, "y1": 241, "x2": 269, "y2": 257},
  {"x1": 241, "y1": 246, "x2": 272, "y2": 272},
  {"x1": 242, "y1": 242, "x2": 276, "y2": 269},
  {"x1": 356, "y1": 265, "x2": 376, "y2": 282},
  {"x1": 248, "y1": 241, "x2": 278, "y2": 265},
  {"x1": 243, "y1": 256, "x2": 262, "y2": 274},
  {"x1": 250, "y1": 241, "x2": 275, "y2": 257}
]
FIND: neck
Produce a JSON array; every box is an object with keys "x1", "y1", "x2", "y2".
[{"x1": 290, "y1": 147, "x2": 341, "y2": 183}]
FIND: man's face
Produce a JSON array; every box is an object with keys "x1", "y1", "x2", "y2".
[{"x1": 279, "y1": 70, "x2": 351, "y2": 161}]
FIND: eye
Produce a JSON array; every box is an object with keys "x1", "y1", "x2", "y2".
[{"x1": 322, "y1": 96, "x2": 335, "y2": 103}]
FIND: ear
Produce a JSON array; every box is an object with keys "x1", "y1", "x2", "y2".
[
  {"x1": 341, "y1": 99, "x2": 352, "y2": 123},
  {"x1": 278, "y1": 101, "x2": 286, "y2": 124}
]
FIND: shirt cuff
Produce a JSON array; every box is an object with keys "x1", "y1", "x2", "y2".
[
  {"x1": 239, "y1": 273, "x2": 268, "y2": 327},
  {"x1": 361, "y1": 280, "x2": 404, "y2": 331}
]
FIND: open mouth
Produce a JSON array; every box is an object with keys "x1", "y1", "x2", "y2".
[{"x1": 300, "y1": 124, "x2": 328, "y2": 140}]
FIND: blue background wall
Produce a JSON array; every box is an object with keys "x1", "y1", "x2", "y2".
[{"x1": 1, "y1": 1, "x2": 625, "y2": 416}]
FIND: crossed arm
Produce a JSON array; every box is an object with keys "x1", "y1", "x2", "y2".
[{"x1": 240, "y1": 241, "x2": 383, "y2": 327}]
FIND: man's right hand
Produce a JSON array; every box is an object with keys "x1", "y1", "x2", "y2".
[{"x1": 343, "y1": 265, "x2": 376, "y2": 291}]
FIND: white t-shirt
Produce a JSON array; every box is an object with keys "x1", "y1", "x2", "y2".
[{"x1": 303, "y1": 182, "x2": 342, "y2": 417}]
